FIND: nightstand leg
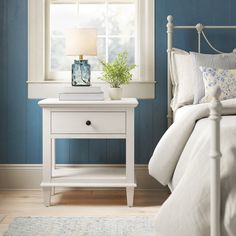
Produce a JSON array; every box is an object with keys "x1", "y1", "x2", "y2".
[
  {"x1": 42, "y1": 109, "x2": 53, "y2": 206},
  {"x1": 126, "y1": 109, "x2": 135, "y2": 207},
  {"x1": 43, "y1": 187, "x2": 51, "y2": 207},
  {"x1": 51, "y1": 139, "x2": 56, "y2": 196},
  {"x1": 126, "y1": 187, "x2": 134, "y2": 207}
]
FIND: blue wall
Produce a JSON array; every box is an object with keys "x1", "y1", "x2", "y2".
[{"x1": 1, "y1": 0, "x2": 236, "y2": 164}]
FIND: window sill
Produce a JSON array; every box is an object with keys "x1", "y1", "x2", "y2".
[{"x1": 27, "y1": 80, "x2": 156, "y2": 99}]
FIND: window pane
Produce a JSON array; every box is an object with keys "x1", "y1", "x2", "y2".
[
  {"x1": 108, "y1": 4, "x2": 135, "y2": 35},
  {"x1": 78, "y1": 4, "x2": 106, "y2": 35},
  {"x1": 50, "y1": 3, "x2": 77, "y2": 71},
  {"x1": 108, "y1": 37, "x2": 135, "y2": 64},
  {"x1": 51, "y1": 37, "x2": 73, "y2": 71},
  {"x1": 50, "y1": 3, "x2": 106, "y2": 72},
  {"x1": 50, "y1": 3, "x2": 77, "y2": 36}
]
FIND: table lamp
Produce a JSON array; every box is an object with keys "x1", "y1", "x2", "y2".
[{"x1": 65, "y1": 28, "x2": 97, "y2": 86}]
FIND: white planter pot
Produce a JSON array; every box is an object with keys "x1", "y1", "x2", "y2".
[{"x1": 109, "y1": 88, "x2": 123, "y2": 100}]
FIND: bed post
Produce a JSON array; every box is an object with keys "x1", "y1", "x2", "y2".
[
  {"x1": 167, "y1": 15, "x2": 173, "y2": 127},
  {"x1": 209, "y1": 87, "x2": 222, "y2": 236}
]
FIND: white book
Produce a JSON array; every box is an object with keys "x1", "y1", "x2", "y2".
[
  {"x1": 59, "y1": 92, "x2": 105, "y2": 101},
  {"x1": 62, "y1": 86, "x2": 102, "y2": 94}
]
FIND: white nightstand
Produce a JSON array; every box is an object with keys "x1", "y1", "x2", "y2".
[{"x1": 38, "y1": 98, "x2": 138, "y2": 207}]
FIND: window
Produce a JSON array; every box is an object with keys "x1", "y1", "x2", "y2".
[
  {"x1": 28, "y1": 0, "x2": 155, "y2": 98},
  {"x1": 48, "y1": 0, "x2": 135, "y2": 80}
]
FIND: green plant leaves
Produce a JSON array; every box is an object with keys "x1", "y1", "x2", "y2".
[{"x1": 99, "y1": 51, "x2": 136, "y2": 88}]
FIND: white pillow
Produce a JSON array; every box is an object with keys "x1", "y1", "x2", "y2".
[
  {"x1": 190, "y1": 52, "x2": 236, "y2": 104},
  {"x1": 200, "y1": 67, "x2": 236, "y2": 103},
  {"x1": 170, "y1": 48, "x2": 194, "y2": 111}
]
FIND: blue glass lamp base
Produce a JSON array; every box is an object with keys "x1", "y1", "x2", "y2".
[{"x1": 72, "y1": 60, "x2": 91, "y2": 86}]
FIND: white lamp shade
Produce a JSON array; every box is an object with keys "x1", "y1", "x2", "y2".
[{"x1": 65, "y1": 28, "x2": 97, "y2": 56}]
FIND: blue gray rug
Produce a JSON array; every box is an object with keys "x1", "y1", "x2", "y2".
[{"x1": 4, "y1": 216, "x2": 156, "y2": 236}]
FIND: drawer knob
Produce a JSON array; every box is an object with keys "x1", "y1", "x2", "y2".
[{"x1": 86, "y1": 120, "x2": 91, "y2": 126}]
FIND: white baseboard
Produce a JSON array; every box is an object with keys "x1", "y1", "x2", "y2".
[{"x1": 0, "y1": 164, "x2": 165, "y2": 190}]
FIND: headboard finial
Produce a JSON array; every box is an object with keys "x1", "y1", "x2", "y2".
[
  {"x1": 167, "y1": 15, "x2": 173, "y2": 23},
  {"x1": 209, "y1": 86, "x2": 222, "y2": 118},
  {"x1": 167, "y1": 15, "x2": 174, "y2": 34},
  {"x1": 196, "y1": 23, "x2": 204, "y2": 33},
  {"x1": 210, "y1": 86, "x2": 221, "y2": 101}
]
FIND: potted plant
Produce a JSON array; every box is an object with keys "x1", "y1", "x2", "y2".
[{"x1": 100, "y1": 51, "x2": 136, "y2": 100}]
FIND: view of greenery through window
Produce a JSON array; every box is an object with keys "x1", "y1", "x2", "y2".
[{"x1": 50, "y1": 1, "x2": 135, "y2": 73}]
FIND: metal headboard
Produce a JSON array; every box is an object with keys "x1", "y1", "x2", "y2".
[{"x1": 166, "y1": 15, "x2": 236, "y2": 127}]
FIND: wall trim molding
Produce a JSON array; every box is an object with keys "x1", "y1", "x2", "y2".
[{"x1": 0, "y1": 164, "x2": 165, "y2": 190}]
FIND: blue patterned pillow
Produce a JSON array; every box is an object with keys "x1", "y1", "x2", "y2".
[{"x1": 200, "y1": 67, "x2": 236, "y2": 103}]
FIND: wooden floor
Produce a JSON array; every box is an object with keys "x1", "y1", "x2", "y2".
[{"x1": 0, "y1": 189, "x2": 169, "y2": 235}]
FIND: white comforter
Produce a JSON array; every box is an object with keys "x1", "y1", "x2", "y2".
[{"x1": 148, "y1": 98, "x2": 236, "y2": 236}]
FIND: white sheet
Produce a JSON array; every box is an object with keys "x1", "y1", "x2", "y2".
[{"x1": 148, "y1": 98, "x2": 236, "y2": 236}]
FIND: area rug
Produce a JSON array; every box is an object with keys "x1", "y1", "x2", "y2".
[{"x1": 3, "y1": 216, "x2": 156, "y2": 236}]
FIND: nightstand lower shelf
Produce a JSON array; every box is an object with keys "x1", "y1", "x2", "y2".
[
  {"x1": 41, "y1": 167, "x2": 136, "y2": 207},
  {"x1": 41, "y1": 167, "x2": 137, "y2": 187}
]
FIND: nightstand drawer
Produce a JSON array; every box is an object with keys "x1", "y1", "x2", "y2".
[{"x1": 51, "y1": 112, "x2": 126, "y2": 134}]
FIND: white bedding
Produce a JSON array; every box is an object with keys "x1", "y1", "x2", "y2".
[{"x1": 148, "y1": 98, "x2": 236, "y2": 236}]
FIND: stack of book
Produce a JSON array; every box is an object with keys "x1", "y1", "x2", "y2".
[{"x1": 59, "y1": 86, "x2": 104, "y2": 101}]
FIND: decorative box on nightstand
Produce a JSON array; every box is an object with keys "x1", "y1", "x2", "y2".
[{"x1": 38, "y1": 98, "x2": 138, "y2": 207}]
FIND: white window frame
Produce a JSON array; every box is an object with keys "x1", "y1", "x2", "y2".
[{"x1": 27, "y1": 0, "x2": 155, "y2": 99}]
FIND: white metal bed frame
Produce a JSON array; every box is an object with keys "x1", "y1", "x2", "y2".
[{"x1": 166, "y1": 15, "x2": 236, "y2": 236}]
